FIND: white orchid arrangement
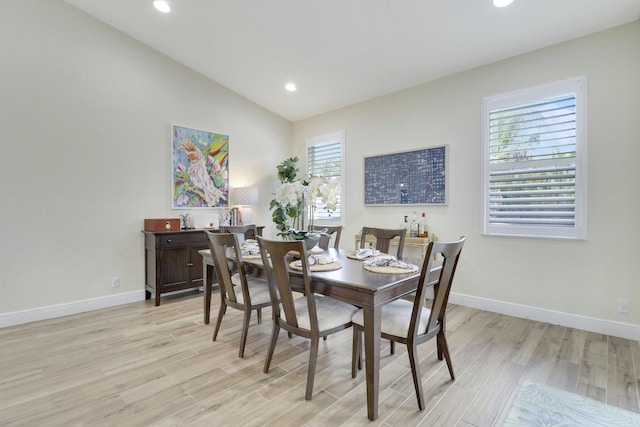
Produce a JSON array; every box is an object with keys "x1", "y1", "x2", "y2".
[
  {"x1": 274, "y1": 180, "x2": 306, "y2": 214},
  {"x1": 270, "y1": 157, "x2": 341, "y2": 239},
  {"x1": 306, "y1": 175, "x2": 341, "y2": 224}
]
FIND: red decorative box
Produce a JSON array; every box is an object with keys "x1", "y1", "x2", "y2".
[{"x1": 144, "y1": 218, "x2": 181, "y2": 232}]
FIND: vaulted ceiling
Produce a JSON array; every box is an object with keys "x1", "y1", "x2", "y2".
[{"x1": 65, "y1": 0, "x2": 640, "y2": 121}]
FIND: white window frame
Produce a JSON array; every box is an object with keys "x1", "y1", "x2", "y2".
[
  {"x1": 481, "y1": 77, "x2": 588, "y2": 240},
  {"x1": 306, "y1": 130, "x2": 345, "y2": 225}
]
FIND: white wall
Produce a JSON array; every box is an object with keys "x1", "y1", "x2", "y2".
[
  {"x1": 292, "y1": 21, "x2": 640, "y2": 333},
  {"x1": 0, "y1": 0, "x2": 290, "y2": 319}
]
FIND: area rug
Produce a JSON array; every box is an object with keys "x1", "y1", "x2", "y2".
[{"x1": 503, "y1": 381, "x2": 640, "y2": 426}]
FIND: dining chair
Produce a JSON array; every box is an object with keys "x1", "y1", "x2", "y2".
[
  {"x1": 219, "y1": 224, "x2": 258, "y2": 241},
  {"x1": 351, "y1": 236, "x2": 466, "y2": 410},
  {"x1": 257, "y1": 236, "x2": 359, "y2": 400},
  {"x1": 360, "y1": 226, "x2": 407, "y2": 259},
  {"x1": 359, "y1": 227, "x2": 409, "y2": 354},
  {"x1": 205, "y1": 231, "x2": 272, "y2": 358},
  {"x1": 313, "y1": 225, "x2": 342, "y2": 250}
]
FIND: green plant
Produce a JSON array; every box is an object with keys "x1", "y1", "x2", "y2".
[
  {"x1": 269, "y1": 157, "x2": 305, "y2": 234},
  {"x1": 276, "y1": 157, "x2": 300, "y2": 183}
]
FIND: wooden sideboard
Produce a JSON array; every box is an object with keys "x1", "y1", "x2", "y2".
[
  {"x1": 355, "y1": 233, "x2": 437, "y2": 259},
  {"x1": 143, "y1": 226, "x2": 265, "y2": 306},
  {"x1": 143, "y1": 229, "x2": 211, "y2": 306}
]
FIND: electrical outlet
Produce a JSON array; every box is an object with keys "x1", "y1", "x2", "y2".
[
  {"x1": 618, "y1": 298, "x2": 629, "y2": 313},
  {"x1": 111, "y1": 276, "x2": 121, "y2": 288}
]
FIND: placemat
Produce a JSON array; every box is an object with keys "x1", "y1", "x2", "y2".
[
  {"x1": 364, "y1": 263, "x2": 418, "y2": 274},
  {"x1": 289, "y1": 261, "x2": 343, "y2": 272}
]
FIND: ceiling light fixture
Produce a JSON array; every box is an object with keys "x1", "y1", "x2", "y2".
[
  {"x1": 285, "y1": 83, "x2": 297, "y2": 92},
  {"x1": 153, "y1": 1, "x2": 171, "y2": 13},
  {"x1": 493, "y1": 0, "x2": 514, "y2": 7}
]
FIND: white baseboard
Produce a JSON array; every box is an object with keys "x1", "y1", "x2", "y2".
[
  {"x1": 449, "y1": 292, "x2": 640, "y2": 342},
  {"x1": 0, "y1": 291, "x2": 145, "y2": 328}
]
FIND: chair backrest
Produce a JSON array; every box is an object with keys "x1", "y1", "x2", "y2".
[
  {"x1": 220, "y1": 224, "x2": 258, "y2": 241},
  {"x1": 205, "y1": 231, "x2": 248, "y2": 306},
  {"x1": 313, "y1": 225, "x2": 342, "y2": 250},
  {"x1": 257, "y1": 237, "x2": 318, "y2": 332},
  {"x1": 360, "y1": 227, "x2": 407, "y2": 259},
  {"x1": 412, "y1": 236, "x2": 466, "y2": 338}
]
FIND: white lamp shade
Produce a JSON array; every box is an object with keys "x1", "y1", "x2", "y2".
[{"x1": 232, "y1": 186, "x2": 259, "y2": 206}]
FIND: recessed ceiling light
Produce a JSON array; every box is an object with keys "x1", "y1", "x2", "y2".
[
  {"x1": 285, "y1": 83, "x2": 297, "y2": 92},
  {"x1": 153, "y1": 1, "x2": 171, "y2": 13},
  {"x1": 493, "y1": 0, "x2": 513, "y2": 7}
]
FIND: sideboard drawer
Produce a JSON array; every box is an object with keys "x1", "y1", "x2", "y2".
[{"x1": 159, "y1": 232, "x2": 208, "y2": 247}]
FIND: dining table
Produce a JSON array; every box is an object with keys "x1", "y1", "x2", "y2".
[{"x1": 199, "y1": 246, "x2": 439, "y2": 421}]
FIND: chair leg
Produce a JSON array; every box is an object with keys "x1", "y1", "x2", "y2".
[
  {"x1": 436, "y1": 330, "x2": 444, "y2": 361},
  {"x1": 438, "y1": 331, "x2": 455, "y2": 380},
  {"x1": 351, "y1": 326, "x2": 359, "y2": 378},
  {"x1": 351, "y1": 326, "x2": 363, "y2": 378},
  {"x1": 305, "y1": 338, "x2": 319, "y2": 400},
  {"x1": 212, "y1": 302, "x2": 227, "y2": 341},
  {"x1": 390, "y1": 340, "x2": 395, "y2": 354},
  {"x1": 263, "y1": 323, "x2": 280, "y2": 373},
  {"x1": 238, "y1": 309, "x2": 252, "y2": 358},
  {"x1": 407, "y1": 341, "x2": 425, "y2": 411},
  {"x1": 257, "y1": 308, "x2": 262, "y2": 324}
]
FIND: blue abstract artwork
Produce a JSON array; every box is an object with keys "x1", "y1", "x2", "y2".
[{"x1": 364, "y1": 145, "x2": 447, "y2": 205}]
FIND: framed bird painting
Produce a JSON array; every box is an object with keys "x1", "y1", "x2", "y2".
[{"x1": 171, "y1": 125, "x2": 229, "y2": 208}]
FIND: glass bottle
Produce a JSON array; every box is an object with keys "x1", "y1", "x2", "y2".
[
  {"x1": 409, "y1": 211, "x2": 419, "y2": 237},
  {"x1": 418, "y1": 212, "x2": 428, "y2": 237},
  {"x1": 401, "y1": 215, "x2": 409, "y2": 237}
]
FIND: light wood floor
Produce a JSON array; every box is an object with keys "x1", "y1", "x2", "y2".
[{"x1": 1, "y1": 291, "x2": 639, "y2": 426}]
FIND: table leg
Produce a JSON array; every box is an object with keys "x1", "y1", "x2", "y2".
[
  {"x1": 203, "y1": 258, "x2": 211, "y2": 324},
  {"x1": 363, "y1": 304, "x2": 382, "y2": 421}
]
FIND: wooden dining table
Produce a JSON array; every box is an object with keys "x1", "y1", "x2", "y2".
[{"x1": 199, "y1": 246, "x2": 439, "y2": 421}]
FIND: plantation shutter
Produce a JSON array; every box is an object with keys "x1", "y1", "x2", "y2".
[
  {"x1": 308, "y1": 141, "x2": 341, "y2": 220},
  {"x1": 488, "y1": 94, "x2": 577, "y2": 228}
]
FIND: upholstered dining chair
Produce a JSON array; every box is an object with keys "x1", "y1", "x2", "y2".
[
  {"x1": 313, "y1": 225, "x2": 342, "y2": 250},
  {"x1": 219, "y1": 224, "x2": 258, "y2": 241},
  {"x1": 359, "y1": 227, "x2": 409, "y2": 354},
  {"x1": 257, "y1": 236, "x2": 358, "y2": 400},
  {"x1": 205, "y1": 231, "x2": 272, "y2": 358},
  {"x1": 351, "y1": 236, "x2": 466, "y2": 411},
  {"x1": 360, "y1": 226, "x2": 407, "y2": 259}
]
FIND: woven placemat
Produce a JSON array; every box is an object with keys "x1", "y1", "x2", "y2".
[
  {"x1": 289, "y1": 261, "x2": 343, "y2": 272},
  {"x1": 364, "y1": 263, "x2": 418, "y2": 274}
]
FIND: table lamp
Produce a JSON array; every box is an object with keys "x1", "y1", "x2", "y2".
[{"x1": 230, "y1": 186, "x2": 259, "y2": 225}]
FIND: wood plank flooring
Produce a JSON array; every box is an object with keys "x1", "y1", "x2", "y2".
[{"x1": 1, "y1": 291, "x2": 639, "y2": 426}]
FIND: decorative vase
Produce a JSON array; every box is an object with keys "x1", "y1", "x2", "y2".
[
  {"x1": 300, "y1": 234, "x2": 320, "y2": 249},
  {"x1": 288, "y1": 230, "x2": 321, "y2": 249}
]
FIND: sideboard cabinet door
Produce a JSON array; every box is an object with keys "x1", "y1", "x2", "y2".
[{"x1": 144, "y1": 230, "x2": 210, "y2": 306}]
